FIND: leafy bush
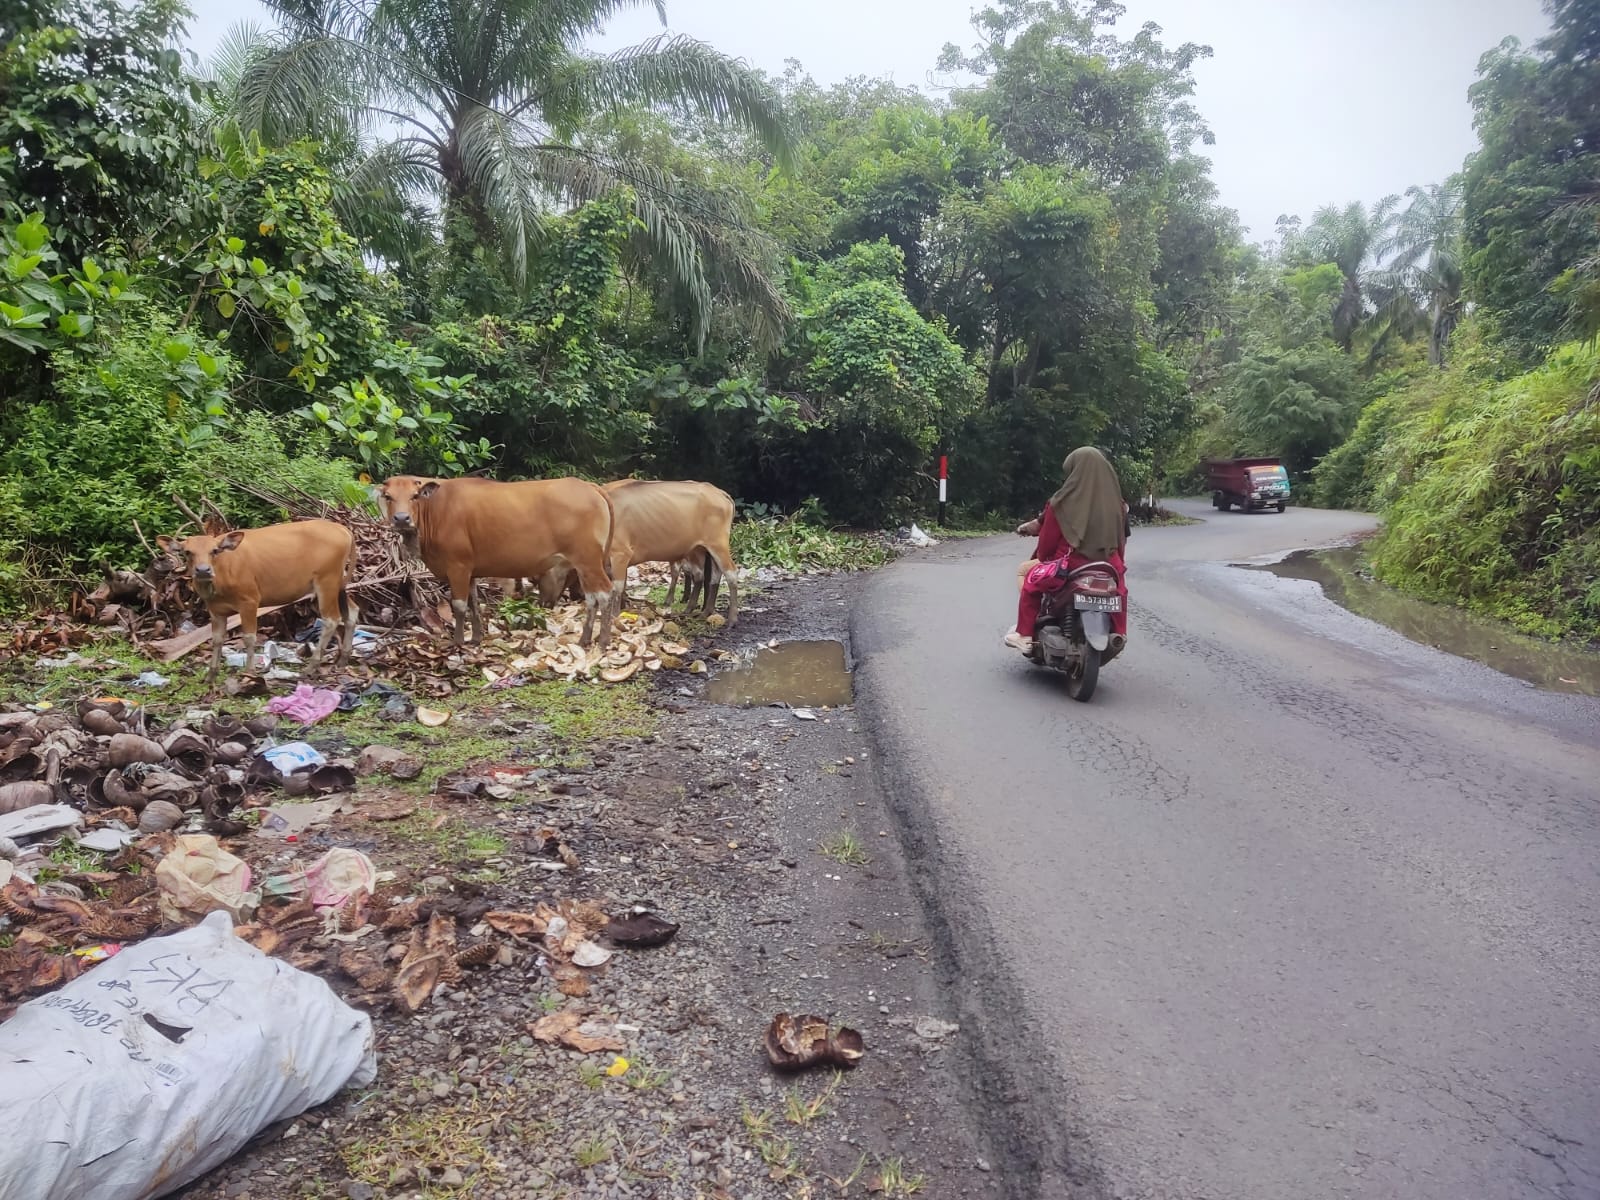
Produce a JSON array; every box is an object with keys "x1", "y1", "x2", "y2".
[
  {"x1": 771, "y1": 241, "x2": 980, "y2": 526},
  {"x1": 1368, "y1": 340, "x2": 1600, "y2": 641},
  {"x1": 195, "y1": 411, "x2": 364, "y2": 522},
  {"x1": 732, "y1": 514, "x2": 892, "y2": 573},
  {"x1": 0, "y1": 300, "x2": 231, "y2": 569}
]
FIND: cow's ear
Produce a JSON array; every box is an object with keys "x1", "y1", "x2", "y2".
[
  {"x1": 416, "y1": 481, "x2": 441, "y2": 499},
  {"x1": 216, "y1": 531, "x2": 245, "y2": 553}
]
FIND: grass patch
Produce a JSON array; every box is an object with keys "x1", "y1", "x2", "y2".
[
  {"x1": 574, "y1": 1136, "x2": 613, "y2": 1168},
  {"x1": 869, "y1": 1156, "x2": 927, "y2": 1196},
  {"x1": 784, "y1": 1072, "x2": 843, "y2": 1128},
  {"x1": 818, "y1": 829, "x2": 868, "y2": 867},
  {"x1": 494, "y1": 677, "x2": 656, "y2": 742},
  {"x1": 3, "y1": 635, "x2": 216, "y2": 706},
  {"x1": 341, "y1": 1100, "x2": 499, "y2": 1193},
  {"x1": 391, "y1": 811, "x2": 507, "y2": 863}
]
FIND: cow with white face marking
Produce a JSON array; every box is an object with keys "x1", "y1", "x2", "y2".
[{"x1": 377, "y1": 475, "x2": 616, "y2": 648}]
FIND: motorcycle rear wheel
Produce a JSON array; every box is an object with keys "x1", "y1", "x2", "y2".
[{"x1": 1065, "y1": 646, "x2": 1101, "y2": 702}]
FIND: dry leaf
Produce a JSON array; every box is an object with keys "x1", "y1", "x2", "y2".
[
  {"x1": 529, "y1": 1009, "x2": 624, "y2": 1054},
  {"x1": 485, "y1": 909, "x2": 548, "y2": 937}
]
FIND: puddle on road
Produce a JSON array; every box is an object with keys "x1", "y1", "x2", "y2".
[
  {"x1": 705, "y1": 640, "x2": 854, "y2": 707},
  {"x1": 1242, "y1": 548, "x2": 1600, "y2": 695}
]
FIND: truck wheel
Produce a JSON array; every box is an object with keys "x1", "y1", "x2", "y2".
[{"x1": 1277, "y1": 501, "x2": 1286, "y2": 513}]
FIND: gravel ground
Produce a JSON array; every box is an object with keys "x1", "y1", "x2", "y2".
[{"x1": 174, "y1": 571, "x2": 998, "y2": 1200}]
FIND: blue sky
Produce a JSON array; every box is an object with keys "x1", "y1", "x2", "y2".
[{"x1": 182, "y1": 0, "x2": 1550, "y2": 242}]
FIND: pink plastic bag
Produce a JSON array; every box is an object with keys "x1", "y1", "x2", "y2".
[{"x1": 266, "y1": 683, "x2": 343, "y2": 725}]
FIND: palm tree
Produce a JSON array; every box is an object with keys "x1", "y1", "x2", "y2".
[
  {"x1": 223, "y1": 0, "x2": 793, "y2": 343},
  {"x1": 1375, "y1": 182, "x2": 1464, "y2": 366},
  {"x1": 1297, "y1": 196, "x2": 1400, "y2": 351}
]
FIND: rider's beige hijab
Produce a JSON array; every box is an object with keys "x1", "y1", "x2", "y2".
[{"x1": 1047, "y1": 447, "x2": 1124, "y2": 560}]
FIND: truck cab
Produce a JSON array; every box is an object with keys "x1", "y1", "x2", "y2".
[{"x1": 1206, "y1": 458, "x2": 1291, "y2": 513}]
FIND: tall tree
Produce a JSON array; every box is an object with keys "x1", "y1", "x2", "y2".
[
  {"x1": 225, "y1": 0, "x2": 794, "y2": 341},
  {"x1": 1462, "y1": 0, "x2": 1600, "y2": 363},
  {"x1": 1292, "y1": 196, "x2": 1400, "y2": 351},
  {"x1": 1376, "y1": 181, "x2": 1464, "y2": 365}
]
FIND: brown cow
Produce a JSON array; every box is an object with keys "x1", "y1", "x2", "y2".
[
  {"x1": 669, "y1": 552, "x2": 722, "y2": 614},
  {"x1": 156, "y1": 520, "x2": 356, "y2": 687},
  {"x1": 377, "y1": 475, "x2": 615, "y2": 648},
  {"x1": 539, "y1": 480, "x2": 738, "y2": 625}
]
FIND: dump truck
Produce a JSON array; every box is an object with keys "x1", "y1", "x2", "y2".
[{"x1": 1206, "y1": 457, "x2": 1290, "y2": 513}]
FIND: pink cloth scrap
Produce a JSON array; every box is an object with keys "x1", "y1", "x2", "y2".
[{"x1": 266, "y1": 683, "x2": 343, "y2": 725}]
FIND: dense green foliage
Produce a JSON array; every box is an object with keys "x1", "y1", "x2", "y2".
[
  {"x1": 1, "y1": 0, "x2": 1595, "y2": 642},
  {"x1": 1365, "y1": 337, "x2": 1600, "y2": 640}
]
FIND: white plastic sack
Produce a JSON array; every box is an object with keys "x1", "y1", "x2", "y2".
[{"x1": 0, "y1": 912, "x2": 378, "y2": 1200}]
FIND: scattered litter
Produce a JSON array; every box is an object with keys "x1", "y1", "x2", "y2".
[
  {"x1": 154, "y1": 834, "x2": 257, "y2": 923},
  {"x1": 606, "y1": 1055, "x2": 630, "y2": 1077},
  {"x1": 76, "y1": 826, "x2": 136, "y2": 853},
  {"x1": 35, "y1": 652, "x2": 89, "y2": 670},
  {"x1": 571, "y1": 940, "x2": 613, "y2": 968},
  {"x1": 130, "y1": 670, "x2": 170, "y2": 690},
  {"x1": 0, "y1": 804, "x2": 82, "y2": 843},
  {"x1": 0, "y1": 911, "x2": 376, "y2": 1200},
  {"x1": 890, "y1": 1014, "x2": 960, "y2": 1044},
  {"x1": 792, "y1": 708, "x2": 818, "y2": 721},
  {"x1": 904, "y1": 522, "x2": 938, "y2": 548},
  {"x1": 357, "y1": 745, "x2": 421, "y2": 780},
  {"x1": 255, "y1": 798, "x2": 346, "y2": 840},
  {"x1": 259, "y1": 742, "x2": 326, "y2": 776},
  {"x1": 266, "y1": 683, "x2": 343, "y2": 726},
  {"x1": 415, "y1": 706, "x2": 451, "y2": 727},
  {"x1": 302, "y1": 848, "x2": 377, "y2": 910},
  {"x1": 764, "y1": 1013, "x2": 865, "y2": 1072},
  {"x1": 606, "y1": 910, "x2": 679, "y2": 948},
  {"x1": 529, "y1": 1009, "x2": 625, "y2": 1054}
]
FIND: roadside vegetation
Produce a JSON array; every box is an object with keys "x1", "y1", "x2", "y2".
[{"x1": 0, "y1": 0, "x2": 1595, "y2": 642}]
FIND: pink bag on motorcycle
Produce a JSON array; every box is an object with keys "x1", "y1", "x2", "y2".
[{"x1": 1022, "y1": 557, "x2": 1069, "y2": 595}]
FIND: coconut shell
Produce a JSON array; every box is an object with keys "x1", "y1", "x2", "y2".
[
  {"x1": 79, "y1": 709, "x2": 124, "y2": 737},
  {"x1": 0, "y1": 781, "x2": 54, "y2": 814},
  {"x1": 107, "y1": 733, "x2": 166, "y2": 767},
  {"x1": 138, "y1": 799, "x2": 185, "y2": 833}
]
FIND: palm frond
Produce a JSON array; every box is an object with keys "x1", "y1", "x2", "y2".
[
  {"x1": 539, "y1": 35, "x2": 795, "y2": 169},
  {"x1": 229, "y1": 31, "x2": 370, "y2": 144},
  {"x1": 454, "y1": 104, "x2": 565, "y2": 281}
]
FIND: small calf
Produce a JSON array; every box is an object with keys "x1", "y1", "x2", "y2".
[{"x1": 158, "y1": 519, "x2": 356, "y2": 686}]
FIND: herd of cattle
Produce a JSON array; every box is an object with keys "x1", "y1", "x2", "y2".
[{"x1": 157, "y1": 476, "x2": 740, "y2": 685}]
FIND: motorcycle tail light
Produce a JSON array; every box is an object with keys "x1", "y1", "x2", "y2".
[{"x1": 1074, "y1": 572, "x2": 1118, "y2": 594}]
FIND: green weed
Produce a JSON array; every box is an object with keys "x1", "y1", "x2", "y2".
[{"x1": 818, "y1": 829, "x2": 868, "y2": 867}]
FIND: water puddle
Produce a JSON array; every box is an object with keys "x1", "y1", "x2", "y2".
[
  {"x1": 705, "y1": 640, "x2": 854, "y2": 707},
  {"x1": 1242, "y1": 548, "x2": 1600, "y2": 695}
]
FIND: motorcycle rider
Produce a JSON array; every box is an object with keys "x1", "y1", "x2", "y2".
[{"x1": 1004, "y1": 446, "x2": 1129, "y2": 654}]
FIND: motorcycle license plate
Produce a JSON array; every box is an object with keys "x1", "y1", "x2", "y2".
[{"x1": 1074, "y1": 594, "x2": 1122, "y2": 612}]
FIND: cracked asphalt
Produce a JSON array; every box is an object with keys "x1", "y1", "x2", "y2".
[{"x1": 853, "y1": 501, "x2": 1600, "y2": 1199}]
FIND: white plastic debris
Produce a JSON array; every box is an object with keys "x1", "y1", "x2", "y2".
[
  {"x1": 0, "y1": 804, "x2": 83, "y2": 843},
  {"x1": 0, "y1": 912, "x2": 377, "y2": 1200},
  {"x1": 905, "y1": 523, "x2": 938, "y2": 548}
]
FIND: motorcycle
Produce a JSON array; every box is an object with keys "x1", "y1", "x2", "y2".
[{"x1": 1028, "y1": 558, "x2": 1126, "y2": 702}]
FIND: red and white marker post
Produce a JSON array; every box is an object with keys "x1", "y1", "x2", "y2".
[{"x1": 938, "y1": 455, "x2": 948, "y2": 527}]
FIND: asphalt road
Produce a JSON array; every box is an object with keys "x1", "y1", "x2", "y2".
[{"x1": 854, "y1": 500, "x2": 1600, "y2": 1200}]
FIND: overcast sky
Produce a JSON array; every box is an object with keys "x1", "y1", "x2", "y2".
[{"x1": 183, "y1": 0, "x2": 1549, "y2": 242}]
